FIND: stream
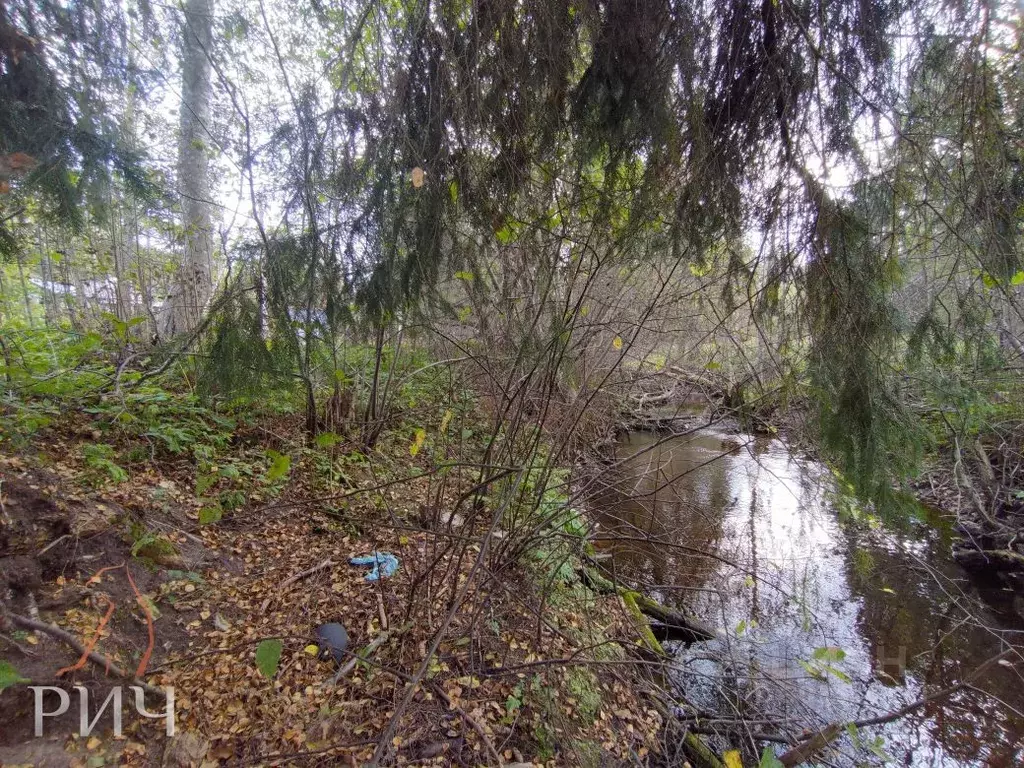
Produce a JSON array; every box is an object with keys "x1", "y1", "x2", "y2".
[{"x1": 590, "y1": 427, "x2": 1024, "y2": 766}]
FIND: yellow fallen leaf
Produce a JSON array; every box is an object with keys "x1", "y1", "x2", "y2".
[
  {"x1": 86, "y1": 736, "x2": 101, "y2": 750},
  {"x1": 304, "y1": 644, "x2": 320, "y2": 656},
  {"x1": 723, "y1": 749, "x2": 742, "y2": 768},
  {"x1": 25, "y1": 634, "x2": 38, "y2": 645},
  {"x1": 612, "y1": 336, "x2": 623, "y2": 350}
]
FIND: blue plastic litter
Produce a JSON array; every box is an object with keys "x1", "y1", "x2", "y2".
[{"x1": 349, "y1": 552, "x2": 399, "y2": 581}]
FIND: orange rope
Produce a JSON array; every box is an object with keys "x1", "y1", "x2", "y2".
[
  {"x1": 55, "y1": 598, "x2": 116, "y2": 677},
  {"x1": 124, "y1": 566, "x2": 155, "y2": 678},
  {"x1": 84, "y1": 562, "x2": 125, "y2": 587}
]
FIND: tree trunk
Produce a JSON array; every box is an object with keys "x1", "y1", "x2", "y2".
[{"x1": 164, "y1": 0, "x2": 214, "y2": 338}]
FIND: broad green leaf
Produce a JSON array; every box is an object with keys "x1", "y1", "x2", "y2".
[
  {"x1": 495, "y1": 221, "x2": 519, "y2": 244},
  {"x1": 140, "y1": 595, "x2": 162, "y2": 620},
  {"x1": 798, "y1": 659, "x2": 823, "y2": 680},
  {"x1": 454, "y1": 270, "x2": 474, "y2": 281},
  {"x1": 0, "y1": 661, "x2": 28, "y2": 692},
  {"x1": 265, "y1": 451, "x2": 291, "y2": 483},
  {"x1": 823, "y1": 663, "x2": 851, "y2": 683},
  {"x1": 255, "y1": 639, "x2": 283, "y2": 678},
  {"x1": 316, "y1": 431, "x2": 342, "y2": 448},
  {"x1": 1011, "y1": 270, "x2": 1024, "y2": 286},
  {"x1": 195, "y1": 473, "x2": 218, "y2": 495},
  {"x1": 812, "y1": 646, "x2": 846, "y2": 663},
  {"x1": 198, "y1": 505, "x2": 223, "y2": 525},
  {"x1": 758, "y1": 747, "x2": 784, "y2": 768},
  {"x1": 846, "y1": 721, "x2": 860, "y2": 744}
]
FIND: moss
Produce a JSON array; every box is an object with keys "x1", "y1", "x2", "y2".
[
  {"x1": 683, "y1": 732, "x2": 727, "y2": 768},
  {"x1": 622, "y1": 591, "x2": 665, "y2": 655},
  {"x1": 568, "y1": 738, "x2": 603, "y2": 768},
  {"x1": 566, "y1": 667, "x2": 602, "y2": 724}
]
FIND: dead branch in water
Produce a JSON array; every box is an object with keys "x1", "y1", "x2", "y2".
[{"x1": 775, "y1": 648, "x2": 1019, "y2": 766}]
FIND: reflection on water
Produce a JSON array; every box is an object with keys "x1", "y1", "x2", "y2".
[{"x1": 590, "y1": 429, "x2": 1024, "y2": 766}]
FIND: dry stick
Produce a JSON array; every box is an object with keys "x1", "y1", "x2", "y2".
[
  {"x1": 260, "y1": 558, "x2": 334, "y2": 612},
  {"x1": 325, "y1": 622, "x2": 412, "y2": 686},
  {"x1": 280, "y1": 558, "x2": 333, "y2": 589},
  {"x1": 777, "y1": 648, "x2": 1018, "y2": 767},
  {"x1": 375, "y1": 589, "x2": 388, "y2": 631},
  {"x1": 430, "y1": 681, "x2": 504, "y2": 767},
  {"x1": 0, "y1": 631, "x2": 38, "y2": 657},
  {"x1": 37, "y1": 534, "x2": 71, "y2": 556},
  {"x1": 5, "y1": 611, "x2": 165, "y2": 697},
  {"x1": 367, "y1": 471, "x2": 525, "y2": 767},
  {"x1": 0, "y1": 488, "x2": 8, "y2": 526}
]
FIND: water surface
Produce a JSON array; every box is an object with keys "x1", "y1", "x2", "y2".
[{"x1": 590, "y1": 428, "x2": 1024, "y2": 766}]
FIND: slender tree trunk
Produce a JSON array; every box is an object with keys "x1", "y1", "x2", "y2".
[
  {"x1": 15, "y1": 251, "x2": 33, "y2": 326},
  {"x1": 362, "y1": 320, "x2": 387, "y2": 446},
  {"x1": 165, "y1": 0, "x2": 214, "y2": 338}
]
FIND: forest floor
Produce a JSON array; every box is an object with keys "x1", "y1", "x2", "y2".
[{"x1": 0, "y1": 398, "x2": 665, "y2": 767}]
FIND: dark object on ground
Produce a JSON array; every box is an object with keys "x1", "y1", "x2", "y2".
[{"x1": 315, "y1": 622, "x2": 349, "y2": 664}]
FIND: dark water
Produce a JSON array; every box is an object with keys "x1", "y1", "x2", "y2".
[{"x1": 590, "y1": 428, "x2": 1024, "y2": 766}]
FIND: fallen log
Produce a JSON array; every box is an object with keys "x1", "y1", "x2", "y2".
[
  {"x1": 953, "y1": 547, "x2": 1024, "y2": 571},
  {"x1": 683, "y1": 731, "x2": 727, "y2": 768},
  {"x1": 580, "y1": 566, "x2": 717, "y2": 643},
  {"x1": 648, "y1": 696, "x2": 728, "y2": 768}
]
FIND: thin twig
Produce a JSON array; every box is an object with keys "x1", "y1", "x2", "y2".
[
  {"x1": 430, "y1": 682, "x2": 504, "y2": 767},
  {"x1": 280, "y1": 558, "x2": 333, "y2": 590}
]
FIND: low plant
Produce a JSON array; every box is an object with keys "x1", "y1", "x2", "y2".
[{"x1": 81, "y1": 443, "x2": 128, "y2": 486}]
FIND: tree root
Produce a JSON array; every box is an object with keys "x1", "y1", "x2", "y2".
[{"x1": 2, "y1": 609, "x2": 165, "y2": 697}]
